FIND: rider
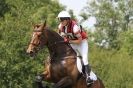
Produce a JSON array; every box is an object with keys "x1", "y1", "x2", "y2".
[{"x1": 57, "y1": 10, "x2": 93, "y2": 85}]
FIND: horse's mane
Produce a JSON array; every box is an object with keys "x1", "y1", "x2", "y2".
[
  {"x1": 43, "y1": 28, "x2": 76, "y2": 59},
  {"x1": 45, "y1": 29, "x2": 63, "y2": 41}
]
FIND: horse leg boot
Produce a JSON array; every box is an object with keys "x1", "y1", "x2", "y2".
[
  {"x1": 84, "y1": 64, "x2": 93, "y2": 86},
  {"x1": 35, "y1": 74, "x2": 48, "y2": 88},
  {"x1": 35, "y1": 74, "x2": 45, "y2": 82},
  {"x1": 35, "y1": 81, "x2": 44, "y2": 88},
  {"x1": 52, "y1": 76, "x2": 73, "y2": 88}
]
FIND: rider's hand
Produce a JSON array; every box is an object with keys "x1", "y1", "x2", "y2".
[
  {"x1": 60, "y1": 32, "x2": 67, "y2": 37},
  {"x1": 64, "y1": 37, "x2": 69, "y2": 43}
]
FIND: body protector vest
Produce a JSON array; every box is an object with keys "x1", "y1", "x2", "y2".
[{"x1": 59, "y1": 20, "x2": 87, "y2": 40}]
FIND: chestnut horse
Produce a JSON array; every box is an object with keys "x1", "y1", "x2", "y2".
[{"x1": 26, "y1": 22, "x2": 105, "y2": 88}]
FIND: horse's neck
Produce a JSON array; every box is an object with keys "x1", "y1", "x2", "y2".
[
  {"x1": 46, "y1": 30, "x2": 76, "y2": 58},
  {"x1": 48, "y1": 43, "x2": 76, "y2": 58}
]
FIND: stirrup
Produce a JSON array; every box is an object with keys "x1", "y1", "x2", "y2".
[
  {"x1": 87, "y1": 80, "x2": 93, "y2": 86},
  {"x1": 86, "y1": 77, "x2": 93, "y2": 86}
]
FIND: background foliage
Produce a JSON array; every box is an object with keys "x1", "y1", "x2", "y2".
[{"x1": 0, "y1": 0, "x2": 133, "y2": 88}]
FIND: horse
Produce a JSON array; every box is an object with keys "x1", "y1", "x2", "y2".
[{"x1": 26, "y1": 21, "x2": 105, "y2": 88}]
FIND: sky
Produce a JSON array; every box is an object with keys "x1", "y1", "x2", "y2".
[
  {"x1": 59, "y1": 0, "x2": 96, "y2": 29},
  {"x1": 59, "y1": 0, "x2": 87, "y2": 17}
]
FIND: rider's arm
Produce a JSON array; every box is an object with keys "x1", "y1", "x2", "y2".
[
  {"x1": 69, "y1": 25, "x2": 82, "y2": 44},
  {"x1": 69, "y1": 37, "x2": 82, "y2": 44},
  {"x1": 58, "y1": 24, "x2": 67, "y2": 37}
]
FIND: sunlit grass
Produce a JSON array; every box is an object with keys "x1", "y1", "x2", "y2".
[{"x1": 90, "y1": 45, "x2": 133, "y2": 88}]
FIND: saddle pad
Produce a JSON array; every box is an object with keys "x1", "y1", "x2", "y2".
[{"x1": 76, "y1": 57, "x2": 83, "y2": 73}]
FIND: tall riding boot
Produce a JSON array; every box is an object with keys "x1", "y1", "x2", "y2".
[{"x1": 84, "y1": 64, "x2": 93, "y2": 86}]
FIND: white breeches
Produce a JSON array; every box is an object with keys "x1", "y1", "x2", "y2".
[{"x1": 70, "y1": 39, "x2": 89, "y2": 65}]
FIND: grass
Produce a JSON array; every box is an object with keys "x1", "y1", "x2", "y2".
[{"x1": 90, "y1": 45, "x2": 133, "y2": 88}]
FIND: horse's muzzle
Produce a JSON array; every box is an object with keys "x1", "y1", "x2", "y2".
[{"x1": 26, "y1": 50, "x2": 36, "y2": 57}]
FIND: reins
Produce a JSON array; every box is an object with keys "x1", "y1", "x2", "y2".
[{"x1": 48, "y1": 40, "x2": 69, "y2": 47}]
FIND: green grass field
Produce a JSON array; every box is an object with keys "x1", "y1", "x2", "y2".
[{"x1": 90, "y1": 45, "x2": 133, "y2": 88}]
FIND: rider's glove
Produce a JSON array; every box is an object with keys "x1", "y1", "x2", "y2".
[{"x1": 64, "y1": 37, "x2": 69, "y2": 43}]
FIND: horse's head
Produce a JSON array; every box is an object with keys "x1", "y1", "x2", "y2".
[{"x1": 26, "y1": 21, "x2": 47, "y2": 57}]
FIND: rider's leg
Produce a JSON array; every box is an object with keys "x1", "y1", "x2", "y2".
[
  {"x1": 79, "y1": 39, "x2": 93, "y2": 85},
  {"x1": 84, "y1": 64, "x2": 93, "y2": 85},
  {"x1": 70, "y1": 40, "x2": 93, "y2": 85}
]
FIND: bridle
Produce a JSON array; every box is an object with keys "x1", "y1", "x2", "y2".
[
  {"x1": 29, "y1": 26, "x2": 71, "y2": 51},
  {"x1": 29, "y1": 29, "x2": 44, "y2": 50}
]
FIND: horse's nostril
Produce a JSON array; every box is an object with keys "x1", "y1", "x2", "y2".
[
  {"x1": 28, "y1": 51, "x2": 36, "y2": 57},
  {"x1": 26, "y1": 50, "x2": 33, "y2": 54},
  {"x1": 29, "y1": 51, "x2": 34, "y2": 54},
  {"x1": 29, "y1": 51, "x2": 33, "y2": 53}
]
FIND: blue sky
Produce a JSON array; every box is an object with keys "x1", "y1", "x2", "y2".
[{"x1": 59, "y1": 0, "x2": 96, "y2": 29}]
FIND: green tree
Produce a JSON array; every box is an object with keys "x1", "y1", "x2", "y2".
[
  {"x1": 0, "y1": 0, "x2": 10, "y2": 17},
  {"x1": 81, "y1": 0, "x2": 133, "y2": 50},
  {"x1": 0, "y1": 0, "x2": 64, "y2": 87}
]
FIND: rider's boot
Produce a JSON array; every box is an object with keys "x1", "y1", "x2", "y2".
[{"x1": 84, "y1": 64, "x2": 93, "y2": 86}]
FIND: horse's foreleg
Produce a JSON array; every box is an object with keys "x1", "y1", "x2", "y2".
[
  {"x1": 35, "y1": 81, "x2": 45, "y2": 88},
  {"x1": 35, "y1": 72, "x2": 50, "y2": 88},
  {"x1": 35, "y1": 81, "x2": 49, "y2": 88},
  {"x1": 34, "y1": 74, "x2": 47, "y2": 88},
  {"x1": 36, "y1": 69, "x2": 51, "y2": 82},
  {"x1": 52, "y1": 76, "x2": 73, "y2": 88}
]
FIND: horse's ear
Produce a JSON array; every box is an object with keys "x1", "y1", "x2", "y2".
[
  {"x1": 39, "y1": 20, "x2": 46, "y2": 31},
  {"x1": 41, "y1": 20, "x2": 46, "y2": 29},
  {"x1": 44, "y1": 20, "x2": 46, "y2": 26},
  {"x1": 31, "y1": 22, "x2": 36, "y2": 29}
]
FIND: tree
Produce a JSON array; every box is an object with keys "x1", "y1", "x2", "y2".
[
  {"x1": 0, "y1": 0, "x2": 10, "y2": 17},
  {"x1": 81, "y1": 0, "x2": 133, "y2": 50},
  {"x1": 0, "y1": 0, "x2": 64, "y2": 87}
]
